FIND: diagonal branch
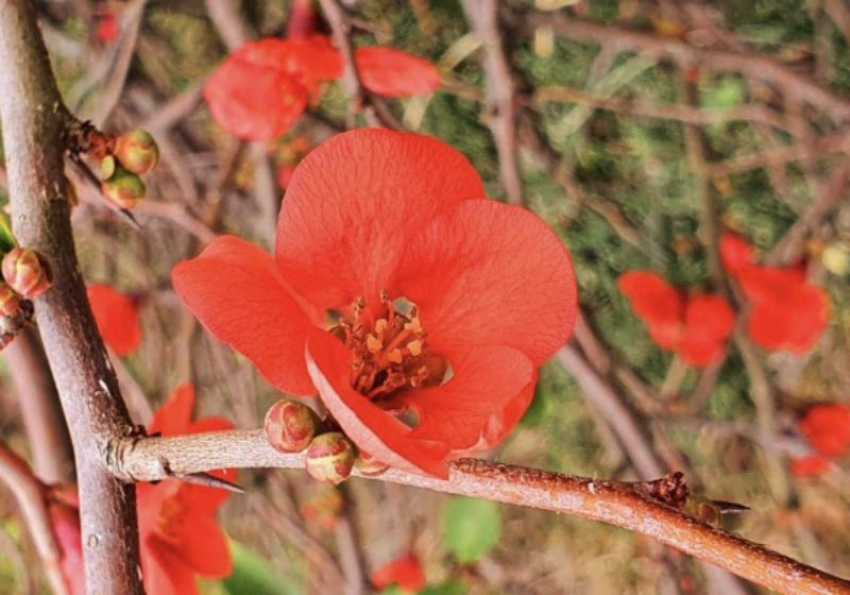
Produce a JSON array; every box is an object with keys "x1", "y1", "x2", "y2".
[
  {"x1": 0, "y1": 2, "x2": 143, "y2": 594},
  {"x1": 107, "y1": 428, "x2": 850, "y2": 595}
]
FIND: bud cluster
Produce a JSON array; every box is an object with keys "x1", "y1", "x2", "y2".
[
  {"x1": 263, "y1": 399, "x2": 388, "y2": 485},
  {"x1": 100, "y1": 129, "x2": 159, "y2": 210},
  {"x1": 0, "y1": 245, "x2": 45, "y2": 350}
]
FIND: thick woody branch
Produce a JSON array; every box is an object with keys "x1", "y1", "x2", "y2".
[
  {"x1": 0, "y1": 2, "x2": 143, "y2": 594},
  {"x1": 109, "y1": 429, "x2": 850, "y2": 595},
  {"x1": 462, "y1": 0, "x2": 524, "y2": 205}
]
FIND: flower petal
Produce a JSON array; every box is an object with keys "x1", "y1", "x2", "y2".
[
  {"x1": 204, "y1": 42, "x2": 308, "y2": 141},
  {"x1": 276, "y1": 130, "x2": 485, "y2": 309},
  {"x1": 791, "y1": 456, "x2": 831, "y2": 477},
  {"x1": 394, "y1": 200, "x2": 576, "y2": 365},
  {"x1": 719, "y1": 232, "x2": 755, "y2": 276},
  {"x1": 354, "y1": 47, "x2": 441, "y2": 97},
  {"x1": 798, "y1": 404, "x2": 850, "y2": 458},
  {"x1": 305, "y1": 329, "x2": 449, "y2": 477},
  {"x1": 747, "y1": 282, "x2": 829, "y2": 354},
  {"x1": 173, "y1": 236, "x2": 317, "y2": 396},
  {"x1": 395, "y1": 346, "x2": 535, "y2": 454},
  {"x1": 618, "y1": 272, "x2": 684, "y2": 350},
  {"x1": 149, "y1": 383, "x2": 195, "y2": 437},
  {"x1": 142, "y1": 538, "x2": 199, "y2": 595},
  {"x1": 168, "y1": 511, "x2": 232, "y2": 578},
  {"x1": 87, "y1": 284, "x2": 141, "y2": 356},
  {"x1": 676, "y1": 294, "x2": 735, "y2": 366},
  {"x1": 372, "y1": 555, "x2": 426, "y2": 592}
]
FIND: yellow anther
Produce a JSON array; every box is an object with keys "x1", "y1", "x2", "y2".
[
  {"x1": 387, "y1": 349, "x2": 404, "y2": 364},
  {"x1": 366, "y1": 335, "x2": 382, "y2": 354},
  {"x1": 404, "y1": 317, "x2": 422, "y2": 334},
  {"x1": 374, "y1": 318, "x2": 388, "y2": 334},
  {"x1": 406, "y1": 339, "x2": 423, "y2": 356}
]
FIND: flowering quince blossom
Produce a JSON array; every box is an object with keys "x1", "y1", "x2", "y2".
[
  {"x1": 617, "y1": 271, "x2": 734, "y2": 366},
  {"x1": 791, "y1": 403, "x2": 850, "y2": 477},
  {"x1": 87, "y1": 284, "x2": 142, "y2": 356},
  {"x1": 720, "y1": 232, "x2": 830, "y2": 354},
  {"x1": 203, "y1": 36, "x2": 440, "y2": 141},
  {"x1": 137, "y1": 384, "x2": 235, "y2": 595},
  {"x1": 172, "y1": 130, "x2": 577, "y2": 478},
  {"x1": 372, "y1": 554, "x2": 427, "y2": 593},
  {"x1": 48, "y1": 385, "x2": 234, "y2": 594}
]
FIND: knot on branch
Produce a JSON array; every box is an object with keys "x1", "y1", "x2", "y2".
[
  {"x1": 641, "y1": 471, "x2": 690, "y2": 509},
  {"x1": 103, "y1": 433, "x2": 169, "y2": 484}
]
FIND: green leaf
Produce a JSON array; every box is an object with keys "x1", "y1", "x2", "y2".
[
  {"x1": 0, "y1": 212, "x2": 17, "y2": 254},
  {"x1": 420, "y1": 582, "x2": 467, "y2": 595},
  {"x1": 222, "y1": 541, "x2": 297, "y2": 595},
  {"x1": 441, "y1": 497, "x2": 501, "y2": 564}
]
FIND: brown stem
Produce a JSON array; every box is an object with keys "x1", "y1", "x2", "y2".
[
  {"x1": 0, "y1": 2, "x2": 143, "y2": 594},
  {"x1": 4, "y1": 328, "x2": 75, "y2": 484},
  {"x1": 462, "y1": 0, "x2": 524, "y2": 205},
  {"x1": 0, "y1": 441, "x2": 69, "y2": 595},
  {"x1": 108, "y1": 428, "x2": 850, "y2": 595}
]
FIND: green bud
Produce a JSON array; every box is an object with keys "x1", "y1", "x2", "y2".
[
  {"x1": 2, "y1": 248, "x2": 52, "y2": 299},
  {"x1": 100, "y1": 155, "x2": 117, "y2": 180},
  {"x1": 305, "y1": 432, "x2": 356, "y2": 485},
  {"x1": 102, "y1": 165, "x2": 146, "y2": 209},
  {"x1": 114, "y1": 129, "x2": 159, "y2": 175},
  {"x1": 264, "y1": 399, "x2": 321, "y2": 453}
]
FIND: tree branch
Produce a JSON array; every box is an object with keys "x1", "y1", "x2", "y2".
[
  {"x1": 0, "y1": 2, "x2": 143, "y2": 593},
  {"x1": 107, "y1": 429, "x2": 850, "y2": 595}
]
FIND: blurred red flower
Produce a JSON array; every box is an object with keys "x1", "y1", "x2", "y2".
[
  {"x1": 137, "y1": 384, "x2": 235, "y2": 595},
  {"x1": 618, "y1": 271, "x2": 734, "y2": 366},
  {"x1": 173, "y1": 130, "x2": 576, "y2": 477},
  {"x1": 372, "y1": 554, "x2": 426, "y2": 592},
  {"x1": 49, "y1": 488, "x2": 85, "y2": 595},
  {"x1": 798, "y1": 403, "x2": 850, "y2": 458},
  {"x1": 790, "y1": 455, "x2": 831, "y2": 477},
  {"x1": 720, "y1": 233, "x2": 830, "y2": 354},
  {"x1": 204, "y1": 36, "x2": 440, "y2": 141},
  {"x1": 87, "y1": 284, "x2": 141, "y2": 356},
  {"x1": 95, "y1": 11, "x2": 120, "y2": 43}
]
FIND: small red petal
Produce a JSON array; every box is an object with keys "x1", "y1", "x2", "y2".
[
  {"x1": 747, "y1": 281, "x2": 829, "y2": 354},
  {"x1": 149, "y1": 384, "x2": 195, "y2": 437},
  {"x1": 354, "y1": 47, "x2": 441, "y2": 97},
  {"x1": 799, "y1": 404, "x2": 850, "y2": 458},
  {"x1": 618, "y1": 272, "x2": 684, "y2": 350},
  {"x1": 141, "y1": 539, "x2": 200, "y2": 595},
  {"x1": 676, "y1": 294, "x2": 735, "y2": 366},
  {"x1": 372, "y1": 555, "x2": 426, "y2": 592},
  {"x1": 87, "y1": 284, "x2": 141, "y2": 356},
  {"x1": 50, "y1": 503, "x2": 85, "y2": 595},
  {"x1": 719, "y1": 232, "x2": 755, "y2": 276},
  {"x1": 791, "y1": 456, "x2": 831, "y2": 477}
]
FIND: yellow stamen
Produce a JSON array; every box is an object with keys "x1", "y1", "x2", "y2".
[
  {"x1": 406, "y1": 339, "x2": 423, "y2": 356},
  {"x1": 366, "y1": 335, "x2": 382, "y2": 354}
]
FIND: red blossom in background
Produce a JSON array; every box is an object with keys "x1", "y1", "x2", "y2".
[
  {"x1": 94, "y1": 9, "x2": 120, "y2": 43},
  {"x1": 137, "y1": 384, "x2": 235, "y2": 595},
  {"x1": 720, "y1": 232, "x2": 830, "y2": 354},
  {"x1": 173, "y1": 129, "x2": 576, "y2": 478},
  {"x1": 203, "y1": 36, "x2": 440, "y2": 141},
  {"x1": 618, "y1": 271, "x2": 734, "y2": 366},
  {"x1": 372, "y1": 554, "x2": 426, "y2": 593},
  {"x1": 49, "y1": 487, "x2": 85, "y2": 595},
  {"x1": 87, "y1": 284, "x2": 141, "y2": 356},
  {"x1": 791, "y1": 404, "x2": 850, "y2": 477}
]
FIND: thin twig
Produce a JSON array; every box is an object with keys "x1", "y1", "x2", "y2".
[{"x1": 108, "y1": 428, "x2": 850, "y2": 595}]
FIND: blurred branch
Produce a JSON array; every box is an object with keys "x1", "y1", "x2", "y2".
[
  {"x1": 109, "y1": 428, "x2": 850, "y2": 595},
  {"x1": 462, "y1": 0, "x2": 523, "y2": 205},
  {"x1": 0, "y1": 441, "x2": 68, "y2": 595},
  {"x1": 0, "y1": 1, "x2": 143, "y2": 593},
  {"x1": 3, "y1": 328, "x2": 75, "y2": 484},
  {"x1": 530, "y1": 12, "x2": 850, "y2": 122}
]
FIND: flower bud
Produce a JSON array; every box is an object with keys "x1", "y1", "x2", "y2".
[
  {"x1": 354, "y1": 450, "x2": 388, "y2": 476},
  {"x1": 305, "y1": 432, "x2": 356, "y2": 485},
  {"x1": 102, "y1": 166, "x2": 146, "y2": 209},
  {"x1": 0, "y1": 283, "x2": 21, "y2": 317},
  {"x1": 114, "y1": 129, "x2": 159, "y2": 175},
  {"x1": 264, "y1": 399, "x2": 320, "y2": 453},
  {"x1": 2, "y1": 248, "x2": 52, "y2": 298}
]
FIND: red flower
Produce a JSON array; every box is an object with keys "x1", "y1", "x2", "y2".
[
  {"x1": 798, "y1": 403, "x2": 850, "y2": 458},
  {"x1": 87, "y1": 284, "x2": 142, "y2": 356},
  {"x1": 204, "y1": 36, "x2": 440, "y2": 141},
  {"x1": 372, "y1": 554, "x2": 426, "y2": 592},
  {"x1": 720, "y1": 233, "x2": 830, "y2": 354},
  {"x1": 204, "y1": 36, "x2": 342, "y2": 141},
  {"x1": 95, "y1": 11, "x2": 120, "y2": 43},
  {"x1": 137, "y1": 384, "x2": 235, "y2": 595},
  {"x1": 618, "y1": 271, "x2": 734, "y2": 366},
  {"x1": 173, "y1": 130, "x2": 576, "y2": 477},
  {"x1": 790, "y1": 455, "x2": 831, "y2": 477},
  {"x1": 354, "y1": 47, "x2": 441, "y2": 97}
]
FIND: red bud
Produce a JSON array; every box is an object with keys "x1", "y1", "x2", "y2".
[
  {"x1": 264, "y1": 399, "x2": 320, "y2": 453},
  {"x1": 2, "y1": 248, "x2": 52, "y2": 298},
  {"x1": 305, "y1": 432, "x2": 356, "y2": 484},
  {"x1": 114, "y1": 129, "x2": 159, "y2": 175}
]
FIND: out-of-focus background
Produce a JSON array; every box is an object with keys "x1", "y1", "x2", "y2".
[{"x1": 1, "y1": 1, "x2": 850, "y2": 593}]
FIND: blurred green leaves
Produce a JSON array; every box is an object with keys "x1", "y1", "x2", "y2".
[{"x1": 441, "y1": 498, "x2": 501, "y2": 564}]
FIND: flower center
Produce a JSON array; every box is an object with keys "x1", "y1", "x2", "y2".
[{"x1": 330, "y1": 290, "x2": 447, "y2": 402}]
